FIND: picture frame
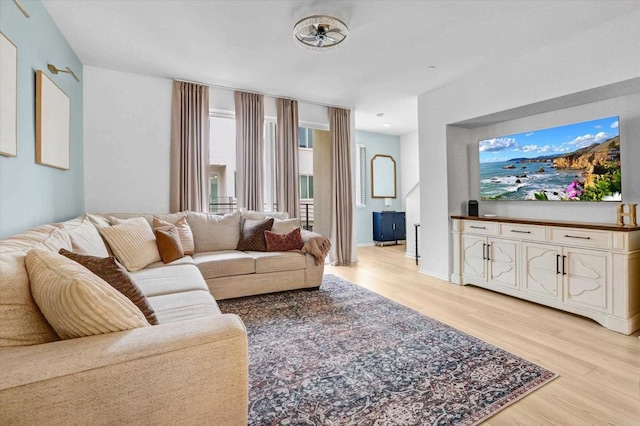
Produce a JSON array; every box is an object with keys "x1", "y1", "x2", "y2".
[
  {"x1": 0, "y1": 31, "x2": 18, "y2": 157},
  {"x1": 36, "y1": 70, "x2": 70, "y2": 170}
]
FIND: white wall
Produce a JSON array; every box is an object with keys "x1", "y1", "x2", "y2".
[
  {"x1": 401, "y1": 131, "x2": 420, "y2": 258},
  {"x1": 84, "y1": 66, "x2": 172, "y2": 213},
  {"x1": 417, "y1": 10, "x2": 640, "y2": 280}
]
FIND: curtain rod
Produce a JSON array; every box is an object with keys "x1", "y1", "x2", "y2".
[{"x1": 173, "y1": 78, "x2": 350, "y2": 111}]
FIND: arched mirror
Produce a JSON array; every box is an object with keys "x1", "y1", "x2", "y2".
[{"x1": 371, "y1": 154, "x2": 397, "y2": 198}]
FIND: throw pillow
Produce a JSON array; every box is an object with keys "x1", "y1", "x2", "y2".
[
  {"x1": 154, "y1": 226, "x2": 185, "y2": 263},
  {"x1": 186, "y1": 211, "x2": 241, "y2": 252},
  {"x1": 58, "y1": 249, "x2": 159, "y2": 325},
  {"x1": 63, "y1": 215, "x2": 110, "y2": 257},
  {"x1": 26, "y1": 249, "x2": 149, "y2": 340},
  {"x1": 99, "y1": 217, "x2": 161, "y2": 272},
  {"x1": 236, "y1": 218, "x2": 274, "y2": 252},
  {"x1": 265, "y1": 227, "x2": 304, "y2": 252},
  {"x1": 272, "y1": 218, "x2": 301, "y2": 234},
  {"x1": 153, "y1": 216, "x2": 194, "y2": 255}
]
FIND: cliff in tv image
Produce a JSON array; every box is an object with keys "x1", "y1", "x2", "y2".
[
  {"x1": 553, "y1": 136, "x2": 620, "y2": 172},
  {"x1": 534, "y1": 136, "x2": 621, "y2": 201}
]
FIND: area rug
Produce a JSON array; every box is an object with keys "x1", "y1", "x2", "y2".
[{"x1": 218, "y1": 274, "x2": 557, "y2": 425}]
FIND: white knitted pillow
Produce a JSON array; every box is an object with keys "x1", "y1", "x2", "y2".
[
  {"x1": 271, "y1": 218, "x2": 301, "y2": 234},
  {"x1": 99, "y1": 217, "x2": 161, "y2": 271},
  {"x1": 26, "y1": 249, "x2": 149, "y2": 340}
]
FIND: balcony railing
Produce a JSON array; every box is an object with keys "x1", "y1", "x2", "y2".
[{"x1": 209, "y1": 197, "x2": 314, "y2": 231}]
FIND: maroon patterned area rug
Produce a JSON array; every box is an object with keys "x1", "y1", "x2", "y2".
[{"x1": 218, "y1": 274, "x2": 557, "y2": 425}]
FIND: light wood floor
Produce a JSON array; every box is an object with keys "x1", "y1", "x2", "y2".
[{"x1": 325, "y1": 245, "x2": 640, "y2": 425}]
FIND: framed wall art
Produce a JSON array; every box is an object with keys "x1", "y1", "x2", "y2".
[
  {"x1": 0, "y1": 32, "x2": 18, "y2": 157},
  {"x1": 36, "y1": 70, "x2": 70, "y2": 170}
]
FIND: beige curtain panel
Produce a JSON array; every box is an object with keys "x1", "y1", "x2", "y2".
[
  {"x1": 276, "y1": 98, "x2": 300, "y2": 218},
  {"x1": 329, "y1": 107, "x2": 353, "y2": 266},
  {"x1": 235, "y1": 91, "x2": 264, "y2": 211},
  {"x1": 170, "y1": 81, "x2": 210, "y2": 213}
]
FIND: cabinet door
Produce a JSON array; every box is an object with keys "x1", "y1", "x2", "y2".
[
  {"x1": 462, "y1": 235, "x2": 487, "y2": 281},
  {"x1": 522, "y1": 242, "x2": 562, "y2": 300},
  {"x1": 564, "y1": 247, "x2": 609, "y2": 312},
  {"x1": 394, "y1": 212, "x2": 406, "y2": 240},
  {"x1": 380, "y1": 213, "x2": 394, "y2": 241},
  {"x1": 488, "y1": 238, "x2": 518, "y2": 288}
]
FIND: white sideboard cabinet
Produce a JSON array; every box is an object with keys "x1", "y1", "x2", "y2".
[{"x1": 451, "y1": 216, "x2": 640, "y2": 335}]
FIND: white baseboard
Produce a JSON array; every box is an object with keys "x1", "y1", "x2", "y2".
[
  {"x1": 357, "y1": 242, "x2": 375, "y2": 247},
  {"x1": 418, "y1": 268, "x2": 450, "y2": 282}
]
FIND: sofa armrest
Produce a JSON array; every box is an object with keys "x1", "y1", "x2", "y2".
[{"x1": 1, "y1": 314, "x2": 248, "y2": 425}]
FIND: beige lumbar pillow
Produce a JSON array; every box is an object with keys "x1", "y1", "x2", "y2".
[
  {"x1": 26, "y1": 249, "x2": 149, "y2": 340},
  {"x1": 99, "y1": 217, "x2": 161, "y2": 271}
]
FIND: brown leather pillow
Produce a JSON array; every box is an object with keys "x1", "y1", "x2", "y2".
[
  {"x1": 154, "y1": 226, "x2": 184, "y2": 264},
  {"x1": 58, "y1": 249, "x2": 159, "y2": 325},
  {"x1": 236, "y1": 218, "x2": 274, "y2": 252},
  {"x1": 264, "y1": 227, "x2": 304, "y2": 252}
]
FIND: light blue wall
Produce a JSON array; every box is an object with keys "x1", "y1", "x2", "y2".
[
  {"x1": 0, "y1": 0, "x2": 83, "y2": 238},
  {"x1": 355, "y1": 131, "x2": 402, "y2": 245}
]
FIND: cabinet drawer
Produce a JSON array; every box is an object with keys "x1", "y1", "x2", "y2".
[
  {"x1": 462, "y1": 221, "x2": 498, "y2": 236},
  {"x1": 548, "y1": 227, "x2": 610, "y2": 249},
  {"x1": 499, "y1": 223, "x2": 546, "y2": 242}
]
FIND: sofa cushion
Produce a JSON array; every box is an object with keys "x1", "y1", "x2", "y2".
[
  {"x1": 187, "y1": 211, "x2": 242, "y2": 252},
  {"x1": 131, "y1": 264, "x2": 209, "y2": 297},
  {"x1": 146, "y1": 290, "x2": 221, "y2": 323},
  {"x1": 239, "y1": 208, "x2": 289, "y2": 220},
  {"x1": 0, "y1": 225, "x2": 70, "y2": 347},
  {"x1": 154, "y1": 226, "x2": 185, "y2": 264},
  {"x1": 248, "y1": 251, "x2": 306, "y2": 274},
  {"x1": 59, "y1": 249, "x2": 159, "y2": 325},
  {"x1": 144, "y1": 256, "x2": 195, "y2": 269},
  {"x1": 86, "y1": 213, "x2": 112, "y2": 229},
  {"x1": 62, "y1": 215, "x2": 110, "y2": 257},
  {"x1": 194, "y1": 250, "x2": 255, "y2": 279},
  {"x1": 236, "y1": 218, "x2": 273, "y2": 252},
  {"x1": 265, "y1": 228, "x2": 304, "y2": 252},
  {"x1": 26, "y1": 249, "x2": 149, "y2": 340},
  {"x1": 99, "y1": 217, "x2": 161, "y2": 271},
  {"x1": 271, "y1": 218, "x2": 301, "y2": 235},
  {"x1": 153, "y1": 216, "x2": 195, "y2": 255}
]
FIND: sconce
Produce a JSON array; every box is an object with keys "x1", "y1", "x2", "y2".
[
  {"x1": 13, "y1": 0, "x2": 30, "y2": 18},
  {"x1": 47, "y1": 64, "x2": 80, "y2": 82}
]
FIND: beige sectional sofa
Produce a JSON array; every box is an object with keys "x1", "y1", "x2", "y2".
[{"x1": 0, "y1": 210, "x2": 327, "y2": 425}]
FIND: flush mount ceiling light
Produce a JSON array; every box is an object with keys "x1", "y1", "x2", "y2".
[{"x1": 293, "y1": 15, "x2": 348, "y2": 51}]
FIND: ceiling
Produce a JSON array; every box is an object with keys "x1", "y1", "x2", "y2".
[{"x1": 42, "y1": 0, "x2": 639, "y2": 136}]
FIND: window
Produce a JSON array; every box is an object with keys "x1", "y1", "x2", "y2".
[
  {"x1": 264, "y1": 120, "x2": 276, "y2": 211},
  {"x1": 355, "y1": 144, "x2": 366, "y2": 206},
  {"x1": 300, "y1": 174, "x2": 314, "y2": 199},
  {"x1": 299, "y1": 127, "x2": 313, "y2": 149},
  {"x1": 209, "y1": 113, "x2": 237, "y2": 212}
]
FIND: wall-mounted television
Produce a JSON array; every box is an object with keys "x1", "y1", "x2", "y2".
[{"x1": 479, "y1": 116, "x2": 621, "y2": 201}]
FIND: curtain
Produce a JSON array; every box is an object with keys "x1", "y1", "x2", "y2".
[
  {"x1": 329, "y1": 107, "x2": 353, "y2": 266},
  {"x1": 170, "y1": 81, "x2": 210, "y2": 213},
  {"x1": 275, "y1": 98, "x2": 300, "y2": 218},
  {"x1": 235, "y1": 91, "x2": 264, "y2": 211}
]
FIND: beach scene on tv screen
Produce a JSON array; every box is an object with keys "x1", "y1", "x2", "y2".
[{"x1": 479, "y1": 116, "x2": 621, "y2": 202}]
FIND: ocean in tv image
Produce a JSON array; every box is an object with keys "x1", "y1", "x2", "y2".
[{"x1": 479, "y1": 116, "x2": 621, "y2": 201}]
